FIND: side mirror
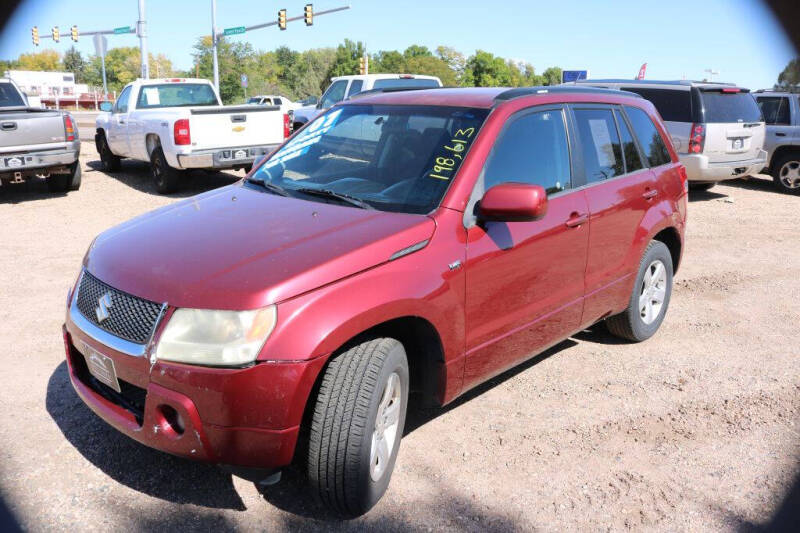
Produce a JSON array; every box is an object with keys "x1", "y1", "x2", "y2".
[
  {"x1": 478, "y1": 183, "x2": 548, "y2": 222},
  {"x1": 99, "y1": 102, "x2": 113, "y2": 112},
  {"x1": 315, "y1": 101, "x2": 323, "y2": 110}
]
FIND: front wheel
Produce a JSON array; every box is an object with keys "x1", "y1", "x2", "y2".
[
  {"x1": 97, "y1": 133, "x2": 121, "y2": 172},
  {"x1": 606, "y1": 240, "x2": 673, "y2": 342},
  {"x1": 307, "y1": 338, "x2": 409, "y2": 517},
  {"x1": 771, "y1": 153, "x2": 800, "y2": 195}
]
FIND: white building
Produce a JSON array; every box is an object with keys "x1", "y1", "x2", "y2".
[{"x1": 3, "y1": 70, "x2": 88, "y2": 97}]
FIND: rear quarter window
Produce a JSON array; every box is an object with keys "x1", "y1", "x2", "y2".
[
  {"x1": 756, "y1": 96, "x2": 790, "y2": 125},
  {"x1": 700, "y1": 91, "x2": 762, "y2": 123},
  {"x1": 0, "y1": 83, "x2": 25, "y2": 107},
  {"x1": 621, "y1": 88, "x2": 692, "y2": 122},
  {"x1": 624, "y1": 106, "x2": 672, "y2": 167}
]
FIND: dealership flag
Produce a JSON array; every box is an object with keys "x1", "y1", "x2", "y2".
[{"x1": 636, "y1": 63, "x2": 647, "y2": 80}]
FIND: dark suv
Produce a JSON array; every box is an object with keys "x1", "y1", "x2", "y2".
[{"x1": 63, "y1": 86, "x2": 687, "y2": 516}]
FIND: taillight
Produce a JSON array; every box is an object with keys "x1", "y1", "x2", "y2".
[
  {"x1": 689, "y1": 123, "x2": 705, "y2": 154},
  {"x1": 283, "y1": 113, "x2": 291, "y2": 139},
  {"x1": 678, "y1": 164, "x2": 688, "y2": 193},
  {"x1": 174, "y1": 119, "x2": 191, "y2": 145},
  {"x1": 63, "y1": 114, "x2": 75, "y2": 142}
]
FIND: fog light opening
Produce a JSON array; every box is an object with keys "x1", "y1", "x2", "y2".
[{"x1": 159, "y1": 405, "x2": 185, "y2": 435}]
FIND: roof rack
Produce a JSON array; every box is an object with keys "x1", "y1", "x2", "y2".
[
  {"x1": 493, "y1": 85, "x2": 643, "y2": 102},
  {"x1": 346, "y1": 85, "x2": 445, "y2": 100}
]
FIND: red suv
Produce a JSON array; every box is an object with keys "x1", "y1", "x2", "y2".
[{"x1": 63, "y1": 86, "x2": 687, "y2": 516}]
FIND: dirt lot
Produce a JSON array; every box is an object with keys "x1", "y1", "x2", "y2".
[{"x1": 0, "y1": 139, "x2": 798, "y2": 532}]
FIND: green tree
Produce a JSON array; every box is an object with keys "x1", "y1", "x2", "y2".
[
  {"x1": 0, "y1": 59, "x2": 19, "y2": 74},
  {"x1": 403, "y1": 45, "x2": 432, "y2": 59},
  {"x1": 435, "y1": 46, "x2": 466, "y2": 85},
  {"x1": 192, "y1": 36, "x2": 256, "y2": 103},
  {"x1": 17, "y1": 49, "x2": 61, "y2": 71},
  {"x1": 63, "y1": 46, "x2": 86, "y2": 82},
  {"x1": 776, "y1": 58, "x2": 800, "y2": 90},
  {"x1": 465, "y1": 50, "x2": 513, "y2": 86},
  {"x1": 326, "y1": 39, "x2": 365, "y2": 79},
  {"x1": 541, "y1": 66, "x2": 562, "y2": 86},
  {"x1": 371, "y1": 50, "x2": 405, "y2": 73},
  {"x1": 404, "y1": 55, "x2": 457, "y2": 86}
]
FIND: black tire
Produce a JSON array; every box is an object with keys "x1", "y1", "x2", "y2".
[
  {"x1": 150, "y1": 146, "x2": 182, "y2": 194},
  {"x1": 307, "y1": 338, "x2": 409, "y2": 517},
  {"x1": 689, "y1": 182, "x2": 715, "y2": 192},
  {"x1": 46, "y1": 162, "x2": 81, "y2": 192},
  {"x1": 97, "y1": 132, "x2": 121, "y2": 172},
  {"x1": 606, "y1": 240, "x2": 673, "y2": 342},
  {"x1": 770, "y1": 152, "x2": 800, "y2": 195},
  {"x1": 242, "y1": 164, "x2": 253, "y2": 174}
]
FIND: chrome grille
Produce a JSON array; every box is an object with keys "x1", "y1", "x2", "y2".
[{"x1": 75, "y1": 272, "x2": 162, "y2": 344}]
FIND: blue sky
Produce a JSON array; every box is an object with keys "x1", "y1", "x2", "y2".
[{"x1": 0, "y1": 0, "x2": 796, "y2": 90}]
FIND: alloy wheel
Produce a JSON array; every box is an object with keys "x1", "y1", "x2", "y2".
[
  {"x1": 779, "y1": 160, "x2": 800, "y2": 189},
  {"x1": 639, "y1": 260, "x2": 667, "y2": 325},
  {"x1": 370, "y1": 372, "x2": 401, "y2": 482}
]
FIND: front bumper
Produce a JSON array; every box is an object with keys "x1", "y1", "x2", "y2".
[
  {"x1": 680, "y1": 149, "x2": 768, "y2": 182},
  {"x1": 176, "y1": 144, "x2": 280, "y2": 170},
  {"x1": 0, "y1": 144, "x2": 80, "y2": 178},
  {"x1": 63, "y1": 306, "x2": 326, "y2": 468}
]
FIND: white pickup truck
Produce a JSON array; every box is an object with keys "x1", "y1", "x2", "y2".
[{"x1": 95, "y1": 78, "x2": 288, "y2": 194}]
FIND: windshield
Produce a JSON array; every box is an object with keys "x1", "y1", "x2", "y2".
[
  {"x1": 0, "y1": 83, "x2": 25, "y2": 107},
  {"x1": 700, "y1": 91, "x2": 762, "y2": 123},
  {"x1": 248, "y1": 104, "x2": 489, "y2": 214},
  {"x1": 135, "y1": 83, "x2": 218, "y2": 109}
]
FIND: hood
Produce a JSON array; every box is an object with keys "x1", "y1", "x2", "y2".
[{"x1": 85, "y1": 184, "x2": 435, "y2": 310}]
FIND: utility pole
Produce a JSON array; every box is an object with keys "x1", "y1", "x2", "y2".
[
  {"x1": 137, "y1": 0, "x2": 149, "y2": 78},
  {"x1": 211, "y1": 0, "x2": 220, "y2": 90}
]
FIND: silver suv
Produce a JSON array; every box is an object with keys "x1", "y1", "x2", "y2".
[
  {"x1": 572, "y1": 80, "x2": 767, "y2": 190},
  {"x1": 753, "y1": 90, "x2": 800, "y2": 194}
]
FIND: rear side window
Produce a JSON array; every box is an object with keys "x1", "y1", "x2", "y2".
[
  {"x1": 624, "y1": 106, "x2": 672, "y2": 167},
  {"x1": 614, "y1": 110, "x2": 644, "y2": 172},
  {"x1": 573, "y1": 108, "x2": 624, "y2": 183},
  {"x1": 372, "y1": 78, "x2": 441, "y2": 90},
  {"x1": 0, "y1": 83, "x2": 25, "y2": 106},
  {"x1": 622, "y1": 87, "x2": 692, "y2": 122},
  {"x1": 483, "y1": 109, "x2": 571, "y2": 195},
  {"x1": 320, "y1": 80, "x2": 348, "y2": 108},
  {"x1": 700, "y1": 91, "x2": 762, "y2": 123},
  {"x1": 273, "y1": 97, "x2": 283, "y2": 105},
  {"x1": 347, "y1": 80, "x2": 363, "y2": 97},
  {"x1": 756, "y1": 96, "x2": 790, "y2": 125}
]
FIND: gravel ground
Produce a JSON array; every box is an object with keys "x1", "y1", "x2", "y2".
[{"x1": 0, "y1": 140, "x2": 798, "y2": 532}]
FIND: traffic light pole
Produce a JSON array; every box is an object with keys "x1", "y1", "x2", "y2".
[
  {"x1": 137, "y1": 0, "x2": 149, "y2": 79},
  {"x1": 215, "y1": 5, "x2": 350, "y2": 38},
  {"x1": 211, "y1": 0, "x2": 220, "y2": 90}
]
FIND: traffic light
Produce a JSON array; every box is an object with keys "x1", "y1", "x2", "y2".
[
  {"x1": 31, "y1": 26, "x2": 39, "y2": 46},
  {"x1": 304, "y1": 4, "x2": 313, "y2": 26},
  {"x1": 278, "y1": 9, "x2": 287, "y2": 30},
  {"x1": 359, "y1": 56, "x2": 366, "y2": 75},
  {"x1": 70, "y1": 25, "x2": 78, "y2": 42},
  {"x1": 52, "y1": 26, "x2": 59, "y2": 43}
]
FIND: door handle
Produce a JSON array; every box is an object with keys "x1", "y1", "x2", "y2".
[
  {"x1": 565, "y1": 213, "x2": 588, "y2": 228},
  {"x1": 642, "y1": 189, "x2": 658, "y2": 200},
  {"x1": 775, "y1": 132, "x2": 786, "y2": 137}
]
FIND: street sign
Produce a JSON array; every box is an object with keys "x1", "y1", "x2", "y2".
[
  {"x1": 93, "y1": 34, "x2": 108, "y2": 56},
  {"x1": 241, "y1": 74, "x2": 248, "y2": 88},
  {"x1": 561, "y1": 70, "x2": 589, "y2": 83},
  {"x1": 113, "y1": 26, "x2": 132, "y2": 34},
  {"x1": 224, "y1": 26, "x2": 246, "y2": 36}
]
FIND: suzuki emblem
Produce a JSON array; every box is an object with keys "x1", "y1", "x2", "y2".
[{"x1": 95, "y1": 292, "x2": 113, "y2": 323}]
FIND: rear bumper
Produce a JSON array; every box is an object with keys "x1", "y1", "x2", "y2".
[
  {"x1": 680, "y1": 149, "x2": 768, "y2": 182},
  {"x1": 63, "y1": 309, "x2": 327, "y2": 468},
  {"x1": 0, "y1": 143, "x2": 80, "y2": 178},
  {"x1": 176, "y1": 144, "x2": 280, "y2": 170}
]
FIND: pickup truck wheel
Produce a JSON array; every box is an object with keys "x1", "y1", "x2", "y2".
[
  {"x1": 771, "y1": 153, "x2": 800, "y2": 195},
  {"x1": 98, "y1": 133, "x2": 121, "y2": 172},
  {"x1": 606, "y1": 240, "x2": 673, "y2": 342},
  {"x1": 46, "y1": 162, "x2": 81, "y2": 192},
  {"x1": 307, "y1": 338, "x2": 409, "y2": 517},
  {"x1": 150, "y1": 147, "x2": 181, "y2": 194}
]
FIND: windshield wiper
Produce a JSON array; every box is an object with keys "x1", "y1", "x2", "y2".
[
  {"x1": 297, "y1": 187, "x2": 374, "y2": 210},
  {"x1": 246, "y1": 178, "x2": 291, "y2": 197}
]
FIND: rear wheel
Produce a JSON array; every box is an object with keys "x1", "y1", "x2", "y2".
[
  {"x1": 47, "y1": 161, "x2": 81, "y2": 192},
  {"x1": 97, "y1": 132, "x2": 121, "y2": 172},
  {"x1": 307, "y1": 338, "x2": 409, "y2": 517},
  {"x1": 606, "y1": 240, "x2": 673, "y2": 342},
  {"x1": 150, "y1": 146, "x2": 182, "y2": 194},
  {"x1": 771, "y1": 153, "x2": 800, "y2": 195}
]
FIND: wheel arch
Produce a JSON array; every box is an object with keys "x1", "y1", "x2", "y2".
[
  {"x1": 145, "y1": 133, "x2": 162, "y2": 157},
  {"x1": 652, "y1": 226, "x2": 682, "y2": 274}
]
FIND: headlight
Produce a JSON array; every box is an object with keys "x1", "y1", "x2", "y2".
[{"x1": 155, "y1": 306, "x2": 276, "y2": 366}]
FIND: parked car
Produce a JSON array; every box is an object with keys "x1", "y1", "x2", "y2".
[
  {"x1": 572, "y1": 79, "x2": 766, "y2": 191},
  {"x1": 0, "y1": 77, "x2": 81, "y2": 192},
  {"x1": 95, "y1": 78, "x2": 290, "y2": 194},
  {"x1": 753, "y1": 90, "x2": 800, "y2": 194},
  {"x1": 246, "y1": 94, "x2": 301, "y2": 115},
  {"x1": 291, "y1": 73, "x2": 442, "y2": 130},
  {"x1": 63, "y1": 86, "x2": 687, "y2": 516}
]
